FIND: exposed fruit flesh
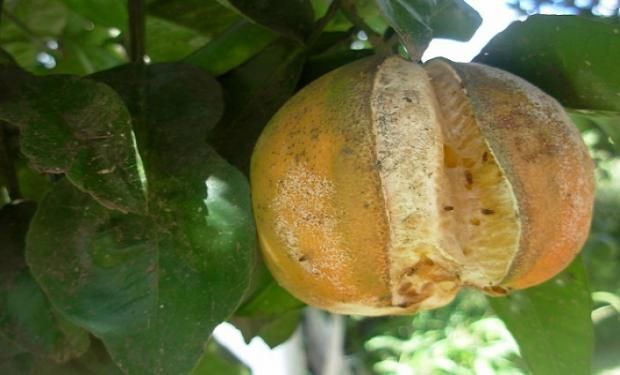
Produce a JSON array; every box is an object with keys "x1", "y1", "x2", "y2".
[{"x1": 425, "y1": 60, "x2": 521, "y2": 290}]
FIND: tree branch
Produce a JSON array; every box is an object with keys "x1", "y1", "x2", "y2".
[
  {"x1": 0, "y1": 124, "x2": 21, "y2": 200},
  {"x1": 307, "y1": 0, "x2": 344, "y2": 47},
  {"x1": 128, "y1": 0, "x2": 146, "y2": 64},
  {"x1": 0, "y1": 0, "x2": 4, "y2": 29}
]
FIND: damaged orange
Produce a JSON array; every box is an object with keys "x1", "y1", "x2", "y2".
[{"x1": 250, "y1": 56, "x2": 595, "y2": 315}]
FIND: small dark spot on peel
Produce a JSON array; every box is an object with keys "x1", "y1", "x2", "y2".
[
  {"x1": 398, "y1": 282, "x2": 413, "y2": 294},
  {"x1": 298, "y1": 255, "x2": 308, "y2": 262},
  {"x1": 481, "y1": 208, "x2": 495, "y2": 215},
  {"x1": 482, "y1": 151, "x2": 489, "y2": 162},
  {"x1": 443, "y1": 205, "x2": 454, "y2": 211},
  {"x1": 404, "y1": 266, "x2": 417, "y2": 276},
  {"x1": 464, "y1": 170, "x2": 473, "y2": 189},
  {"x1": 341, "y1": 146, "x2": 353, "y2": 155},
  {"x1": 404, "y1": 97, "x2": 412, "y2": 103}
]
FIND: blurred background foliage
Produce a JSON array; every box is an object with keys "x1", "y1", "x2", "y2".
[{"x1": 1, "y1": 0, "x2": 619, "y2": 374}]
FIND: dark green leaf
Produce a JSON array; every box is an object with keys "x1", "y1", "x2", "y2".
[
  {"x1": 232, "y1": 262, "x2": 303, "y2": 348},
  {"x1": 185, "y1": 21, "x2": 276, "y2": 76},
  {"x1": 475, "y1": 15, "x2": 620, "y2": 112},
  {"x1": 1, "y1": 338, "x2": 124, "y2": 375},
  {"x1": 376, "y1": 0, "x2": 481, "y2": 55},
  {"x1": 0, "y1": 74, "x2": 146, "y2": 214},
  {"x1": 568, "y1": 109, "x2": 620, "y2": 153},
  {"x1": 60, "y1": 0, "x2": 127, "y2": 30},
  {"x1": 15, "y1": 158, "x2": 52, "y2": 203},
  {"x1": 209, "y1": 39, "x2": 306, "y2": 174},
  {"x1": 232, "y1": 309, "x2": 302, "y2": 348},
  {"x1": 228, "y1": 0, "x2": 315, "y2": 42},
  {"x1": 429, "y1": 0, "x2": 481, "y2": 41},
  {"x1": 146, "y1": 16, "x2": 211, "y2": 63},
  {"x1": 0, "y1": 202, "x2": 90, "y2": 363},
  {"x1": 147, "y1": 0, "x2": 240, "y2": 35},
  {"x1": 489, "y1": 258, "x2": 593, "y2": 375},
  {"x1": 28, "y1": 63, "x2": 256, "y2": 374},
  {"x1": 190, "y1": 340, "x2": 250, "y2": 375},
  {"x1": 236, "y1": 279, "x2": 304, "y2": 318},
  {"x1": 0, "y1": 50, "x2": 17, "y2": 66},
  {"x1": 376, "y1": 0, "x2": 434, "y2": 56}
]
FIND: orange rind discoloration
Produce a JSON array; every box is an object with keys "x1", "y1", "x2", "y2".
[{"x1": 250, "y1": 55, "x2": 595, "y2": 316}]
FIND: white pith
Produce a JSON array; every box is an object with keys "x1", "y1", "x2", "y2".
[{"x1": 370, "y1": 57, "x2": 522, "y2": 309}]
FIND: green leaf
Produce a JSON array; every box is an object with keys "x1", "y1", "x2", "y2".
[
  {"x1": 0, "y1": 73, "x2": 146, "y2": 214},
  {"x1": 146, "y1": 16, "x2": 211, "y2": 63},
  {"x1": 376, "y1": 0, "x2": 434, "y2": 56},
  {"x1": 236, "y1": 279, "x2": 304, "y2": 318},
  {"x1": 475, "y1": 15, "x2": 620, "y2": 112},
  {"x1": 376, "y1": 0, "x2": 481, "y2": 55},
  {"x1": 0, "y1": 0, "x2": 69, "y2": 37},
  {"x1": 0, "y1": 202, "x2": 90, "y2": 363},
  {"x1": 185, "y1": 21, "x2": 276, "y2": 76},
  {"x1": 27, "y1": 63, "x2": 256, "y2": 374},
  {"x1": 1, "y1": 338, "x2": 124, "y2": 375},
  {"x1": 429, "y1": 0, "x2": 481, "y2": 41},
  {"x1": 232, "y1": 263, "x2": 303, "y2": 348},
  {"x1": 489, "y1": 258, "x2": 593, "y2": 375},
  {"x1": 231, "y1": 309, "x2": 302, "y2": 348},
  {"x1": 148, "y1": 0, "x2": 241, "y2": 36},
  {"x1": 208, "y1": 39, "x2": 306, "y2": 174},
  {"x1": 60, "y1": 0, "x2": 127, "y2": 30},
  {"x1": 190, "y1": 340, "x2": 250, "y2": 375},
  {"x1": 568, "y1": 109, "x2": 620, "y2": 153},
  {"x1": 227, "y1": 0, "x2": 315, "y2": 42}
]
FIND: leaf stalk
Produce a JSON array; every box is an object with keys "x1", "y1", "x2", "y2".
[{"x1": 128, "y1": 0, "x2": 146, "y2": 64}]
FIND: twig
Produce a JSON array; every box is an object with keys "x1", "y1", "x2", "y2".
[
  {"x1": 340, "y1": 0, "x2": 383, "y2": 48},
  {"x1": 128, "y1": 0, "x2": 145, "y2": 64},
  {"x1": 306, "y1": 0, "x2": 344, "y2": 47},
  {"x1": 0, "y1": 0, "x2": 4, "y2": 30},
  {"x1": 0, "y1": 124, "x2": 21, "y2": 200}
]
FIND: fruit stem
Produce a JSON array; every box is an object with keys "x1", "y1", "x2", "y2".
[{"x1": 128, "y1": 0, "x2": 146, "y2": 64}]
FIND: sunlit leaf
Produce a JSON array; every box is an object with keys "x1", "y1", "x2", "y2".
[
  {"x1": 489, "y1": 258, "x2": 593, "y2": 375},
  {"x1": 185, "y1": 21, "x2": 276, "y2": 76},
  {"x1": 191, "y1": 340, "x2": 250, "y2": 375},
  {"x1": 0, "y1": 72, "x2": 146, "y2": 214},
  {"x1": 569, "y1": 109, "x2": 620, "y2": 153}
]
